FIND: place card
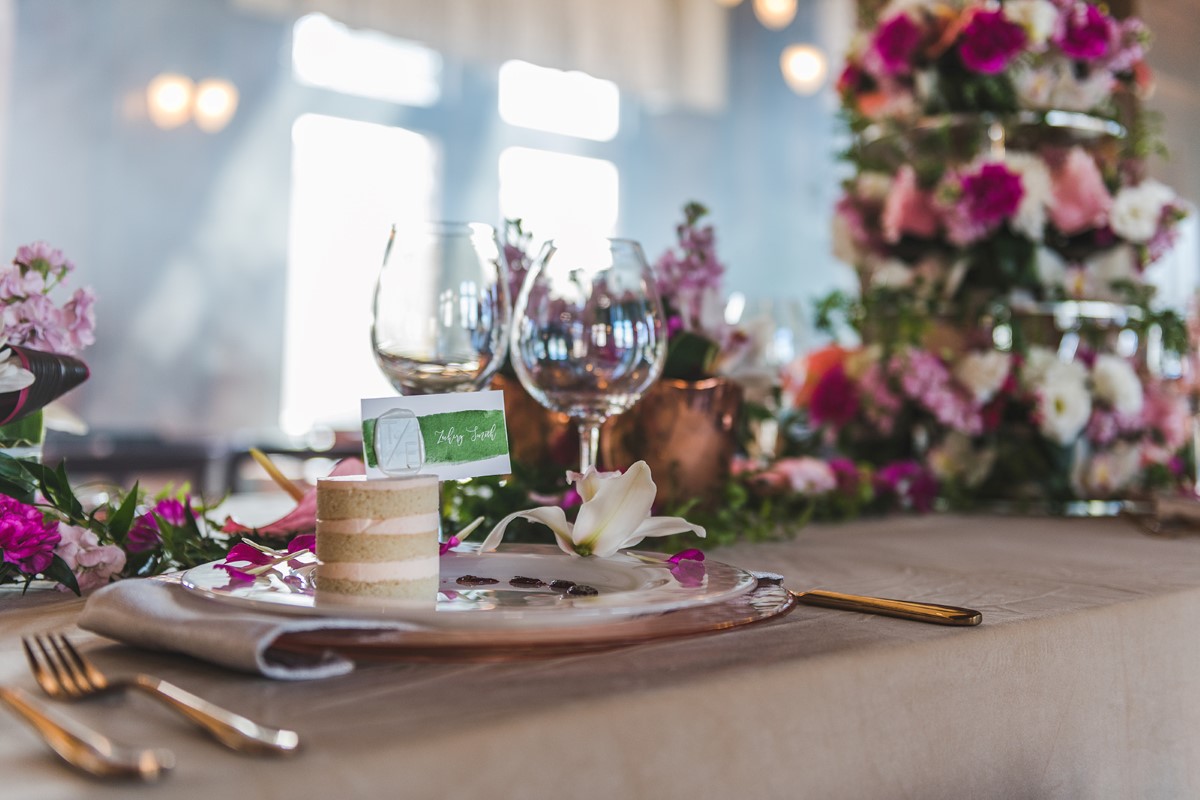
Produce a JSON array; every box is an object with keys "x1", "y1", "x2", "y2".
[{"x1": 361, "y1": 391, "x2": 511, "y2": 481}]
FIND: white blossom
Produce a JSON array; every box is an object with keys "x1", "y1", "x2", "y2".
[
  {"x1": 1036, "y1": 365, "x2": 1092, "y2": 445},
  {"x1": 953, "y1": 350, "x2": 1012, "y2": 403},
  {"x1": 1003, "y1": 0, "x2": 1060, "y2": 48},
  {"x1": 1091, "y1": 354, "x2": 1144, "y2": 416},
  {"x1": 1110, "y1": 180, "x2": 1175, "y2": 243},
  {"x1": 1005, "y1": 152, "x2": 1053, "y2": 241}
]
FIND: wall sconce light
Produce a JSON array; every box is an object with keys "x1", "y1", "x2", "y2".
[
  {"x1": 194, "y1": 79, "x2": 239, "y2": 133},
  {"x1": 146, "y1": 73, "x2": 194, "y2": 130},
  {"x1": 753, "y1": 0, "x2": 797, "y2": 30},
  {"x1": 781, "y1": 44, "x2": 828, "y2": 95},
  {"x1": 145, "y1": 72, "x2": 238, "y2": 132}
]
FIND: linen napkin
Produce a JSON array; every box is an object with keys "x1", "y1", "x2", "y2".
[{"x1": 80, "y1": 579, "x2": 419, "y2": 681}]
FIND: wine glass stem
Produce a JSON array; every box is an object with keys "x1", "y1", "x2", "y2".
[{"x1": 578, "y1": 417, "x2": 605, "y2": 474}]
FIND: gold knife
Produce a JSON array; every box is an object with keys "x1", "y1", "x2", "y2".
[{"x1": 791, "y1": 589, "x2": 982, "y2": 626}]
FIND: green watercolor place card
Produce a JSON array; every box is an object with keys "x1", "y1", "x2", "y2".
[{"x1": 361, "y1": 391, "x2": 511, "y2": 480}]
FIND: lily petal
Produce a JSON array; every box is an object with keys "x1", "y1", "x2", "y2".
[
  {"x1": 567, "y1": 466, "x2": 623, "y2": 503},
  {"x1": 590, "y1": 515, "x2": 707, "y2": 557},
  {"x1": 479, "y1": 506, "x2": 575, "y2": 555},
  {"x1": 572, "y1": 461, "x2": 657, "y2": 555}
]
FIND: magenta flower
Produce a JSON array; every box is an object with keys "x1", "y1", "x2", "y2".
[
  {"x1": 126, "y1": 497, "x2": 192, "y2": 553},
  {"x1": 668, "y1": 549, "x2": 706, "y2": 587},
  {"x1": 870, "y1": 14, "x2": 923, "y2": 76},
  {"x1": 0, "y1": 495, "x2": 61, "y2": 574},
  {"x1": 828, "y1": 458, "x2": 861, "y2": 494},
  {"x1": 1054, "y1": 3, "x2": 1113, "y2": 62},
  {"x1": 875, "y1": 461, "x2": 938, "y2": 513},
  {"x1": 810, "y1": 364, "x2": 861, "y2": 429},
  {"x1": 286, "y1": 533, "x2": 315, "y2": 554},
  {"x1": 958, "y1": 10, "x2": 1027, "y2": 74},
  {"x1": 963, "y1": 163, "x2": 1024, "y2": 226},
  {"x1": 667, "y1": 548, "x2": 705, "y2": 564}
]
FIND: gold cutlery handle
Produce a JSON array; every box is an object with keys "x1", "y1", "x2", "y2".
[
  {"x1": 0, "y1": 686, "x2": 173, "y2": 780},
  {"x1": 128, "y1": 675, "x2": 301, "y2": 755},
  {"x1": 794, "y1": 589, "x2": 982, "y2": 626}
]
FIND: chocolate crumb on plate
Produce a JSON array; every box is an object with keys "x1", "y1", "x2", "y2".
[{"x1": 456, "y1": 575, "x2": 500, "y2": 586}]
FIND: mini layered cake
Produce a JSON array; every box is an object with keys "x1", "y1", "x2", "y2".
[{"x1": 315, "y1": 474, "x2": 440, "y2": 600}]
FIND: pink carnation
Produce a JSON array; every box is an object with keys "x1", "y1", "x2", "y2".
[
  {"x1": 0, "y1": 495, "x2": 61, "y2": 575},
  {"x1": 765, "y1": 457, "x2": 838, "y2": 496},
  {"x1": 1050, "y1": 148, "x2": 1111, "y2": 235},
  {"x1": 883, "y1": 166, "x2": 940, "y2": 242},
  {"x1": 1054, "y1": 3, "x2": 1114, "y2": 62},
  {"x1": 943, "y1": 163, "x2": 1024, "y2": 245},
  {"x1": 958, "y1": 10, "x2": 1027, "y2": 75},
  {"x1": 810, "y1": 364, "x2": 861, "y2": 429},
  {"x1": 870, "y1": 14, "x2": 923, "y2": 76},
  {"x1": 55, "y1": 525, "x2": 126, "y2": 592}
]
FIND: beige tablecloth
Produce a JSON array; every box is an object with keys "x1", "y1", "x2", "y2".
[{"x1": 2, "y1": 514, "x2": 1199, "y2": 799}]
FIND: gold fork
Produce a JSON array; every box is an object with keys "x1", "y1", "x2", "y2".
[
  {"x1": 0, "y1": 685, "x2": 173, "y2": 780},
  {"x1": 23, "y1": 634, "x2": 300, "y2": 756}
]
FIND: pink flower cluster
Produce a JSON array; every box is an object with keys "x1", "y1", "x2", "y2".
[
  {"x1": 3, "y1": 242, "x2": 95, "y2": 356},
  {"x1": 127, "y1": 497, "x2": 192, "y2": 553},
  {"x1": 654, "y1": 203, "x2": 726, "y2": 338},
  {"x1": 55, "y1": 525, "x2": 125, "y2": 592},
  {"x1": 0, "y1": 494, "x2": 60, "y2": 574},
  {"x1": 841, "y1": 1, "x2": 1149, "y2": 122}
]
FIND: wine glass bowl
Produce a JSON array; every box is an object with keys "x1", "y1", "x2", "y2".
[
  {"x1": 510, "y1": 238, "x2": 666, "y2": 473},
  {"x1": 371, "y1": 222, "x2": 509, "y2": 395}
]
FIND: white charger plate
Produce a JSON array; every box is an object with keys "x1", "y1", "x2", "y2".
[{"x1": 180, "y1": 544, "x2": 758, "y2": 631}]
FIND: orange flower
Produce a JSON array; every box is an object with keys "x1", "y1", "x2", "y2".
[{"x1": 785, "y1": 345, "x2": 850, "y2": 408}]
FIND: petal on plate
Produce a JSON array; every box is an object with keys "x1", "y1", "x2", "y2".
[
  {"x1": 572, "y1": 460, "x2": 657, "y2": 555},
  {"x1": 479, "y1": 506, "x2": 574, "y2": 553},
  {"x1": 591, "y1": 515, "x2": 707, "y2": 557}
]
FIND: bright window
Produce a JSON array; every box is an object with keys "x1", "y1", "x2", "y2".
[
  {"x1": 498, "y1": 60, "x2": 620, "y2": 141},
  {"x1": 498, "y1": 147, "x2": 619, "y2": 239},
  {"x1": 291, "y1": 13, "x2": 441, "y2": 107},
  {"x1": 282, "y1": 113, "x2": 440, "y2": 435}
]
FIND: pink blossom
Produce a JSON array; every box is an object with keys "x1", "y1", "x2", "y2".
[
  {"x1": 54, "y1": 525, "x2": 125, "y2": 592},
  {"x1": 810, "y1": 364, "x2": 861, "y2": 428},
  {"x1": 654, "y1": 203, "x2": 726, "y2": 340},
  {"x1": 858, "y1": 362, "x2": 902, "y2": 436},
  {"x1": 870, "y1": 14, "x2": 923, "y2": 76},
  {"x1": 1054, "y1": 3, "x2": 1114, "y2": 62},
  {"x1": 828, "y1": 458, "x2": 861, "y2": 494},
  {"x1": 127, "y1": 497, "x2": 192, "y2": 552},
  {"x1": 883, "y1": 166, "x2": 940, "y2": 242},
  {"x1": 1050, "y1": 148, "x2": 1111, "y2": 235},
  {"x1": 0, "y1": 495, "x2": 60, "y2": 574},
  {"x1": 875, "y1": 461, "x2": 938, "y2": 512},
  {"x1": 1142, "y1": 381, "x2": 1190, "y2": 457},
  {"x1": 958, "y1": 10, "x2": 1028, "y2": 75},
  {"x1": 941, "y1": 163, "x2": 1024, "y2": 246},
  {"x1": 898, "y1": 350, "x2": 982, "y2": 435},
  {"x1": 61, "y1": 288, "x2": 96, "y2": 353},
  {"x1": 1085, "y1": 409, "x2": 1120, "y2": 446},
  {"x1": 14, "y1": 242, "x2": 73, "y2": 277},
  {"x1": 766, "y1": 457, "x2": 838, "y2": 495}
]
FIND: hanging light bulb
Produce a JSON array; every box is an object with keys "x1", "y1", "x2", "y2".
[
  {"x1": 193, "y1": 78, "x2": 239, "y2": 133},
  {"x1": 146, "y1": 73, "x2": 193, "y2": 130},
  {"x1": 753, "y1": 0, "x2": 796, "y2": 30},
  {"x1": 781, "y1": 44, "x2": 828, "y2": 95}
]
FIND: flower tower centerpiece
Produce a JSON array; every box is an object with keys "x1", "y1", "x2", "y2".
[{"x1": 809, "y1": 0, "x2": 1192, "y2": 507}]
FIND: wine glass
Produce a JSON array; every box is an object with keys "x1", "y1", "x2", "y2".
[
  {"x1": 510, "y1": 237, "x2": 666, "y2": 474},
  {"x1": 371, "y1": 222, "x2": 510, "y2": 395}
]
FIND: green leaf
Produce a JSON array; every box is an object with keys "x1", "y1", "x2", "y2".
[
  {"x1": 106, "y1": 485, "x2": 141, "y2": 544},
  {"x1": 42, "y1": 555, "x2": 80, "y2": 596}
]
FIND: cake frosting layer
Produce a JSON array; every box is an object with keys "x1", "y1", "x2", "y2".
[
  {"x1": 316, "y1": 530, "x2": 436, "y2": 562},
  {"x1": 317, "y1": 514, "x2": 440, "y2": 536},
  {"x1": 317, "y1": 475, "x2": 438, "y2": 521},
  {"x1": 315, "y1": 574, "x2": 438, "y2": 601},
  {"x1": 317, "y1": 556, "x2": 440, "y2": 582}
]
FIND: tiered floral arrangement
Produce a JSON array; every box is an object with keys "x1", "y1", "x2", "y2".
[{"x1": 810, "y1": 0, "x2": 1192, "y2": 507}]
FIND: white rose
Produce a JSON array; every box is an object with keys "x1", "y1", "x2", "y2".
[
  {"x1": 1037, "y1": 365, "x2": 1092, "y2": 444},
  {"x1": 1049, "y1": 67, "x2": 1116, "y2": 112},
  {"x1": 1073, "y1": 441, "x2": 1142, "y2": 497},
  {"x1": 856, "y1": 172, "x2": 893, "y2": 202},
  {"x1": 1091, "y1": 354, "x2": 1144, "y2": 416},
  {"x1": 1085, "y1": 244, "x2": 1138, "y2": 299},
  {"x1": 954, "y1": 350, "x2": 1011, "y2": 403},
  {"x1": 871, "y1": 260, "x2": 914, "y2": 289},
  {"x1": 1005, "y1": 152, "x2": 1052, "y2": 241},
  {"x1": 1022, "y1": 347, "x2": 1084, "y2": 390},
  {"x1": 1014, "y1": 64, "x2": 1055, "y2": 109},
  {"x1": 1003, "y1": 0, "x2": 1059, "y2": 48},
  {"x1": 1035, "y1": 247, "x2": 1067, "y2": 291},
  {"x1": 1110, "y1": 180, "x2": 1175, "y2": 243}
]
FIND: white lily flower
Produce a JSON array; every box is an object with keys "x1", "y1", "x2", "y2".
[{"x1": 480, "y1": 461, "x2": 706, "y2": 558}]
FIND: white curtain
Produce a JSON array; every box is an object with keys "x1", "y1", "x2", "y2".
[{"x1": 232, "y1": 0, "x2": 730, "y2": 112}]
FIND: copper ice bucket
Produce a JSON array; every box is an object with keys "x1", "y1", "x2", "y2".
[{"x1": 601, "y1": 377, "x2": 743, "y2": 507}]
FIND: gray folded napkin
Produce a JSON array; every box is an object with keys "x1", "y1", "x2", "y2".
[{"x1": 80, "y1": 579, "x2": 417, "y2": 681}]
